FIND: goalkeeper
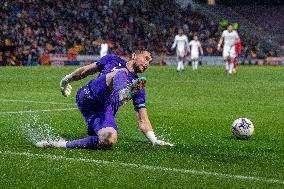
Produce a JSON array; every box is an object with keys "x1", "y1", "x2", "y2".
[{"x1": 36, "y1": 50, "x2": 173, "y2": 149}]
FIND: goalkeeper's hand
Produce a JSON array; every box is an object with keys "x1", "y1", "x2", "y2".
[
  {"x1": 146, "y1": 131, "x2": 174, "y2": 147},
  {"x1": 154, "y1": 139, "x2": 174, "y2": 147},
  {"x1": 60, "y1": 74, "x2": 73, "y2": 97}
]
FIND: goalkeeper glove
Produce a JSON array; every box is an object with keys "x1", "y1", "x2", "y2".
[
  {"x1": 146, "y1": 131, "x2": 174, "y2": 147},
  {"x1": 60, "y1": 74, "x2": 73, "y2": 97}
]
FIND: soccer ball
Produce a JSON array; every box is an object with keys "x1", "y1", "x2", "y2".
[{"x1": 231, "y1": 118, "x2": 254, "y2": 139}]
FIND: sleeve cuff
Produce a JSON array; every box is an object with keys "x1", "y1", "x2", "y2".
[{"x1": 134, "y1": 103, "x2": 146, "y2": 110}]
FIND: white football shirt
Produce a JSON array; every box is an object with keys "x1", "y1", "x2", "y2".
[
  {"x1": 222, "y1": 30, "x2": 239, "y2": 47},
  {"x1": 189, "y1": 40, "x2": 201, "y2": 55},
  {"x1": 172, "y1": 34, "x2": 189, "y2": 52}
]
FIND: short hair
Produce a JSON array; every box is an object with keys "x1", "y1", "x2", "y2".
[
  {"x1": 132, "y1": 48, "x2": 150, "y2": 54},
  {"x1": 129, "y1": 48, "x2": 151, "y2": 59}
]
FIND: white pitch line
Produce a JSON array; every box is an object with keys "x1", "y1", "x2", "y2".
[
  {"x1": 0, "y1": 98, "x2": 76, "y2": 105},
  {"x1": 0, "y1": 108, "x2": 77, "y2": 115},
  {"x1": 0, "y1": 150, "x2": 283, "y2": 185}
]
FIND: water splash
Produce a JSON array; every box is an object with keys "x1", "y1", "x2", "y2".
[
  {"x1": 157, "y1": 125, "x2": 175, "y2": 146},
  {"x1": 18, "y1": 113, "x2": 61, "y2": 144}
]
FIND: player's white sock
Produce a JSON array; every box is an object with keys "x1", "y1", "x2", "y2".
[
  {"x1": 225, "y1": 61, "x2": 229, "y2": 72},
  {"x1": 192, "y1": 61, "x2": 195, "y2": 70},
  {"x1": 35, "y1": 140, "x2": 51, "y2": 148},
  {"x1": 180, "y1": 61, "x2": 184, "y2": 71},
  {"x1": 177, "y1": 62, "x2": 180, "y2": 71},
  {"x1": 53, "y1": 139, "x2": 67, "y2": 148},
  {"x1": 177, "y1": 61, "x2": 182, "y2": 71},
  {"x1": 195, "y1": 61, "x2": 198, "y2": 70},
  {"x1": 229, "y1": 63, "x2": 234, "y2": 74}
]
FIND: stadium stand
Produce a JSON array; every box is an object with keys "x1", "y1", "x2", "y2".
[{"x1": 0, "y1": 0, "x2": 282, "y2": 66}]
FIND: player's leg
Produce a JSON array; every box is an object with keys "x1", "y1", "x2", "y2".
[
  {"x1": 192, "y1": 59, "x2": 196, "y2": 70},
  {"x1": 177, "y1": 50, "x2": 185, "y2": 71},
  {"x1": 176, "y1": 51, "x2": 181, "y2": 71},
  {"x1": 233, "y1": 50, "x2": 239, "y2": 74},
  {"x1": 223, "y1": 46, "x2": 230, "y2": 74},
  {"x1": 181, "y1": 58, "x2": 185, "y2": 71},
  {"x1": 37, "y1": 127, "x2": 117, "y2": 149},
  {"x1": 195, "y1": 59, "x2": 199, "y2": 70},
  {"x1": 62, "y1": 110, "x2": 118, "y2": 149},
  {"x1": 63, "y1": 113, "x2": 101, "y2": 148},
  {"x1": 223, "y1": 56, "x2": 229, "y2": 74},
  {"x1": 195, "y1": 54, "x2": 200, "y2": 70},
  {"x1": 35, "y1": 109, "x2": 100, "y2": 149},
  {"x1": 181, "y1": 51, "x2": 186, "y2": 71},
  {"x1": 228, "y1": 59, "x2": 234, "y2": 74},
  {"x1": 35, "y1": 87, "x2": 97, "y2": 148},
  {"x1": 192, "y1": 55, "x2": 199, "y2": 70},
  {"x1": 65, "y1": 135, "x2": 99, "y2": 148},
  {"x1": 177, "y1": 59, "x2": 183, "y2": 71},
  {"x1": 35, "y1": 138, "x2": 67, "y2": 148},
  {"x1": 228, "y1": 46, "x2": 236, "y2": 74},
  {"x1": 177, "y1": 62, "x2": 180, "y2": 71},
  {"x1": 65, "y1": 127, "x2": 118, "y2": 149},
  {"x1": 191, "y1": 53, "x2": 196, "y2": 71},
  {"x1": 233, "y1": 58, "x2": 238, "y2": 74},
  {"x1": 178, "y1": 61, "x2": 183, "y2": 71},
  {"x1": 36, "y1": 85, "x2": 104, "y2": 149},
  {"x1": 36, "y1": 80, "x2": 120, "y2": 149}
]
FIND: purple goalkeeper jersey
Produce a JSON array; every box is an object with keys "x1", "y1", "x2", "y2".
[
  {"x1": 76, "y1": 54, "x2": 146, "y2": 118},
  {"x1": 66, "y1": 55, "x2": 147, "y2": 147}
]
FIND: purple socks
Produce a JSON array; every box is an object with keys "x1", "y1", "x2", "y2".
[{"x1": 66, "y1": 136, "x2": 99, "y2": 148}]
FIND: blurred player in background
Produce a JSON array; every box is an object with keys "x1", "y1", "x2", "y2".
[
  {"x1": 217, "y1": 24, "x2": 240, "y2": 74},
  {"x1": 171, "y1": 28, "x2": 189, "y2": 72},
  {"x1": 233, "y1": 40, "x2": 241, "y2": 73},
  {"x1": 189, "y1": 34, "x2": 203, "y2": 71},
  {"x1": 36, "y1": 50, "x2": 173, "y2": 149},
  {"x1": 100, "y1": 39, "x2": 109, "y2": 58}
]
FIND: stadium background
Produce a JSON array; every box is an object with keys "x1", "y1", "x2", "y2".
[
  {"x1": 0, "y1": 0, "x2": 283, "y2": 66},
  {"x1": 0, "y1": 1, "x2": 283, "y2": 188}
]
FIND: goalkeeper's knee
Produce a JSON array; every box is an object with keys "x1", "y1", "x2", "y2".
[{"x1": 98, "y1": 127, "x2": 117, "y2": 149}]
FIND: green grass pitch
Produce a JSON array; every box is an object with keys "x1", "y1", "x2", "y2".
[{"x1": 0, "y1": 65, "x2": 283, "y2": 188}]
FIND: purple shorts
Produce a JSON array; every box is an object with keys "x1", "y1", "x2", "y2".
[{"x1": 76, "y1": 76, "x2": 119, "y2": 136}]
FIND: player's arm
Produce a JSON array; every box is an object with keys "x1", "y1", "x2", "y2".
[
  {"x1": 199, "y1": 42, "x2": 204, "y2": 55},
  {"x1": 185, "y1": 37, "x2": 190, "y2": 53},
  {"x1": 171, "y1": 36, "x2": 177, "y2": 50},
  {"x1": 217, "y1": 36, "x2": 224, "y2": 51},
  {"x1": 235, "y1": 32, "x2": 240, "y2": 45},
  {"x1": 136, "y1": 108, "x2": 174, "y2": 146},
  {"x1": 218, "y1": 30, "x2": 226, "y2": 51},
  {"x1": 68, "y1": 63, "x2": 98, "y2": 81},
  {"x1": 235, "y1": 36, "x2": 240, "y2": 44},
  {"x1": 60, "y1": 63, "x2": 99, "y2": 97},
  {"x1": 188, "y1": 41, "x2": 192, "y2": 54}
]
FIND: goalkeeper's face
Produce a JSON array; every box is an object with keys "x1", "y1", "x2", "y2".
[{"x1": 133, "y1": 51, "x2": 152, "y2": 73}]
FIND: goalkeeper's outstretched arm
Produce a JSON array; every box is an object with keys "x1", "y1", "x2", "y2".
[
  {"x1": 60, "y1": 63, "x2": 98, "y2": 97},
  {"x1": 136, "y1": 108, "x2": 174, "y2": 146}
]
